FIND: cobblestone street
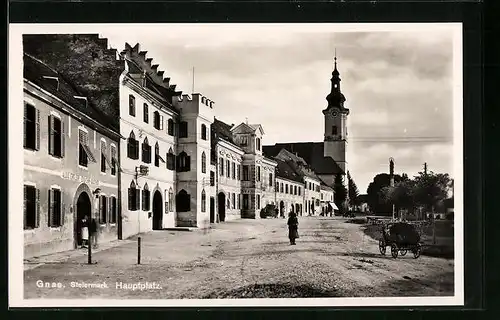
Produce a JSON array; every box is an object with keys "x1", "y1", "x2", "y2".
[{"x1": 24, "y1": 216, "x2": 454, "y2": 299}]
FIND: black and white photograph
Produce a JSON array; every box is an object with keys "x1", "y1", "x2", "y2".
[{"x1": 9, "y1": 23, "x2": 463, "y2": 307}]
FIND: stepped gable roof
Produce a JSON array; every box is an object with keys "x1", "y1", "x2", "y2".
[
  {"x1": 24, "y1": 53, "x2": 120, "y2": 134},
  {"x1": 263, "y1": 142, "x2": 345, "y2": 175},
  {"x1": 274, "y1": 158, "x2": 303, "y2": 184},
  {"x1": 212, "y1": 117, "x2": 236, "y2": 145}
]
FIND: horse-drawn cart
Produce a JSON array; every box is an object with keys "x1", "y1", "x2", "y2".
[{"x1": 379, "y1": 222, "x2": 422, "y2": 259}]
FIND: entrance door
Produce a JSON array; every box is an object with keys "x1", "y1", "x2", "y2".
[
  {"x1": 210, "y1": 197, "x2": 215, "y2": 223},
  {"x1": 218, "y1": 192, "x2": 226, "y2": 222},
  {"x1": 152, "y1": 191, "x2": 163, "y2": 230},
  {"x1": 75, "y1": 192, "x2": 91, "y2": 248}
]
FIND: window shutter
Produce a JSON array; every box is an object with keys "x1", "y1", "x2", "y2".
[
  {"x1": 142, "y1": 190, "x2": 146, "y2": 211},
  {"x1": 60, "y1": 193, "x2": 65, "y2": 226},
  {"x1": 135, "y1": 189, "x2": 141, "y2": 210},
  {"x1": 160, "y1": 115, "x2": 164, "y2": 130},
  {"x1": 47, "y1": 189, "x2": 52, "y2": 227},
  {"x1": 61, "y1": 120, "x2": 65, "y2": 157},
  {"x1": 48, "y1": 115, "x2": 54, "y2": 155},
  {"x1": 23, "y1": 186, "x2": 27, "y2": 229},
  {"x1": 35, "y1": 109, "x2": 40, "y2": 150},
  {"x1": 35, "y1": 188, "x2": 40, "y2": 228},
  {"x1": 23, "y1": 104, "x2": 28, "y2": 148}
]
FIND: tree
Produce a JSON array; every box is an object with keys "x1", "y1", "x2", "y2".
[
  {"x1": 366, "y1": 173, "x2": 403, "y2": 216},
  {"x1": 413, "y1": 171, "x2": 452, "y2": 211},
  {"x1": 380, "y1": 179, "x2": 416, "y2": 215},
  {"x1": 334, "y1": 174, "x2": 348, "y2": 214},
  {"x1": 347, "y1": 171, "x2": 360, "y2": 209}
]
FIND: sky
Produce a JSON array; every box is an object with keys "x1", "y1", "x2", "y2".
[{"x1": 96, "y1": 24, "x2": 457, "y2": 193}]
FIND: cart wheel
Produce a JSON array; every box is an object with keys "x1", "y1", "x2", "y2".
[
  {"x1": 391, "y1": 243, "x2": 399, "y2": 258},
  {"x1": 400, "y1": 250, "x2": 407, "y2": 256},
  {"x1": 379, "y1": 240, "x2": 386, "y2": 255},
  {"x1": 413, "y1": 243, "x2": 422, "y2": 259}
]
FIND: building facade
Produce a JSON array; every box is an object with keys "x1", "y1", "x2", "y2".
[
  {"x1": 23, "y1": 54, "x2": 122, "y2": 258},
  {"x1": 320, "y1": 185, "x2": 335, "y2": 216}
]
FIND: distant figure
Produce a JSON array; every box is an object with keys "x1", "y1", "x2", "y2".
[
  {"x1": 275, "y1": 208, "x2": 279, "y2": 219},
  {"x1": 81, "y1": 215, "x2": 89, "y2": 248},
  {"x1": 287, "y1": 211, "x2": 299, "y2": 245},
  {"x1": 89, "y1": 217, "x2": 98, "y2": 249}
]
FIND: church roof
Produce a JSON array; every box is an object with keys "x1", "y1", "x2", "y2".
[
  {"x1": 263, "y1": 142, "x2": 345, "y2": 176},
  {"x1": 24, "y1": 53, "x2": 120, "y2": 134}
]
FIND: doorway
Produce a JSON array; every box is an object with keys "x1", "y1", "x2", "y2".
[
  {"x1": 152, "y1": 190, "x2": 163, "y2": 230},
  {"x1": 218, "y1": 192, "x2": 226, "y2": 222},
  {"x1": 279, "y1": 201, "x2": 285, "y2": 217},
  {"x1": 210, "y1": 197, "x2": 215, "y2": 223},
  {"x1": 75, "y1": 192, "x2": 91, "y2": 248}
]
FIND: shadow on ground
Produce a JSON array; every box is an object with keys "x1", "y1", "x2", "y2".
[{"x1": 202, "y1": 282, "x2": 343, "y2": 298}]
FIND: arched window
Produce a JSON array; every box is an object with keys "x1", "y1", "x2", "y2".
[
  {"x1": 127, "y1": 131, "x2": 139, "y2": 160},
  {"x1": 141, "y1": 137, "x2": 151, "y2": 163},
  {"x1": 129, "y1": 95, "x2": 136, "y2": 116},
  {"x1": 201, "y1": 124, "x2": 207, "y2": 140},
  {"x1": 168, "y1": 187, "x2": 173, "y2": 212},
  {"x1": 154, "y1": 142, "x2": 160, "y2": 167},
  {"x1": 142, "y1": 183, "x2": 150, "y2": 211},
  {"x1": 176, "y1": 151, "x2": 190, "y2": 172},
  {"x1": 128, "y1": 181, "x2": 140, "y2": 211},
  {"x1": 176, "y1": 189, "x2": 190, "y2": 212},
  {"x1": 201, "y1": 189, "x2": 206, "y2": 212},
  {"x1": 201, "y1": 151, "x2": 206, "y2": 173},
  {"x1": 167, "y1": 119, "x2": 174, "y2": 136},
  {"x1": 166, "y1": 147, "x2": 176, "y2": 170}
]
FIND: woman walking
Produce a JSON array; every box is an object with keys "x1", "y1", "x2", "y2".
[{"x1": 287, "y1": 211, "x2": 299, "y2": 245}]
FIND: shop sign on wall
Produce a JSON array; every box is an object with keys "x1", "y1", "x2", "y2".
[{"x1": 61, "y1": 171, "x2": 99, "y2": 186}]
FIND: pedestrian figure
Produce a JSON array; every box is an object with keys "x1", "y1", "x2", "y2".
[
  {"x1": 89, "y1": 217, "x2": 98, "y2": 249},
  {"x1": 287, "y1": 211, "x2": 299, "y2": 245},
  {"x1": 81, "y1": 215, "x2": 89, "y2": 249}
]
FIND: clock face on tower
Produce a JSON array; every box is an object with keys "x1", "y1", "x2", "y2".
[{"x1": 331, "y1": 109, "x2": 338, "y2": 117}]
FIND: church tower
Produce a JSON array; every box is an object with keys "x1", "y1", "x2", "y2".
[{"x1": 322, "y1": 55, "x2": 349, "y2": 173}]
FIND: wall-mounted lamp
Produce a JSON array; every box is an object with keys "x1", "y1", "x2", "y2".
[{"x1": 92, "y1": 188, "x2": 102, "y2": 198}]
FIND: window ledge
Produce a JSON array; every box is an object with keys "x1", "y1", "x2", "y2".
[
  {"x1": 49, "y1": 227, "x2": 62, "y2": 231},
  {"x1": 24, "y1": 228, "x2": 37, "y2": 234},
  {"x1": 24, "y1": 148, "x2": 37, "y2": 153},
  {"x1": 50, "y1": 156, "x2": 63, "y2": 161},
  {"x1": 78, "y1": 165, "x2": 89, "y2": 171}
]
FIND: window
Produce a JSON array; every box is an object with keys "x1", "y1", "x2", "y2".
[
  {"x1": 226, "y1": 160, "x2": 230, "y2": 178},
  {"x1": 79, "y1": 129, "x2": 96, "y2": 167},
  {"x1": 179, "y1": 121, "x2": 188, "y2": 138},
  {"x1": 231, "y1": 162, "x2": 236, "y2": 179},
  {"x1": 227, "y1": 193, "x2": 231, "y2": 208},
  {"x1": 110, "y1": 145, "x2": 117, "y2": 176},
  {"x1": 256, "y1": 194, "x2": 261, "y2": 209},
  {"x1": 24, "y1": 103, "x2": 40, "y2": 150},
  {"x1": 48, "y1": 188, "x2": 63, "y2": 227},
  {"x1": 129, "y1": 95, "x2": 136, "y2": 116},
  {"x1": 269, "y1": 173, "x2": 273, "y2": 187},
  {"x1": 100, "y1": 140, "x2": 107, "y2": 173},
  {"x1": 127, "y1": 131, "x2": 139, "y2": 160},
  {"x1": 153, "y1": 111, "x2": 163, "y2": 130},
  {"x1": 99, "y1": 195, "x2": 108, "y2": 224},
  {"x1": 256, "y1": 166, "x2": 261, "y2": 181},
  {"x1": 237, "y1": 194, "x2": 241, "y2": 209},
  {"x1": 167, "y1": 119, "x2": 174, "y2": 136},
  {"x1": 201, "y1": 124, "x2": 207, "y2": 140},
  {"x1": 154, "y1": 142, "x2": 160, "y2": 167},
  {"x1": 142, "y1": 137, "x2": 151, "y2": 164},
  {"x1": 48, "y1": 115, "x2": 64, "y2": 157},
  {"x1": 309, "y1": 182, "x2": 312, "y2": 190},
  {"x1": 143, "y1": 103, "x2": 149, "y2": 123},
  {"x1": 241, "y1": 136, "x2": 248, "y2": 146},
  {"x1": 202, "y1": 152, "x2": 206, "y2": 173},
  {"x1": 316, "y1": 199, "x2": 320, "y2": 206},
  {"x1": 298, "y1": 187, "x2": 301, "y2": 196},
  {"x1": 24, "y1": 185, "x2": 39, "y2": 229},
  {"x1": 201, "y1": 190, "x2": 206, "y2": 212},
  {"x1": 256, "y1": 138, "x2": 261, "y2": 151},
  {"x1": 237, "y1": 165, "x2": 241, "y2": 180},
  {"x1": 210, "y1": 171, "x2": 215, "y2": 186},
  {"x1": 110, "y1": 196, "x2": 117, "y2": 224},
  {"x1": 176, "y1": 189, "x2": 190, "y2": 212},
  {"x1": 321, "y1": 193, "x2": 324, "y2": 200},
  {"x1": 285, "y1": 184, "x2": 288, "y2": 194},
  {"x1": 128, "y1": 181, "x2": 140, "y2": 211},
  {"x1": 243, "y1": 165, "x2": 249, "y2": 181},
  {"x1": 176, "y1": 151, "x2": 190, "y2": 172},
  {"x1": 232, "y1": 193, "x2": 235, "y2": 209},
  {"x1": 219, "y1": 157, "x2": 224, "y2": 176},
  {"x1": 243, "y1": 194, "x2": 249, "y2": 210},
  {"x1": 168, "y1": 188, "x2": 173, "y2": 212},
  {"x1": 294, "y1": 185, "x2": 298, "y2": 195},
  {"x1": 332, "y1": 125, "x2": 338, "y2": 135},
  {"x1": 316, "y1": 185, "x2": 320, "y2": 192},
  {"x1": 142, "y1": 183, "x2": 150, "y2": 211},
  {"x1": 167, "y1": 147, "x2": 176, "y2": 170}
]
